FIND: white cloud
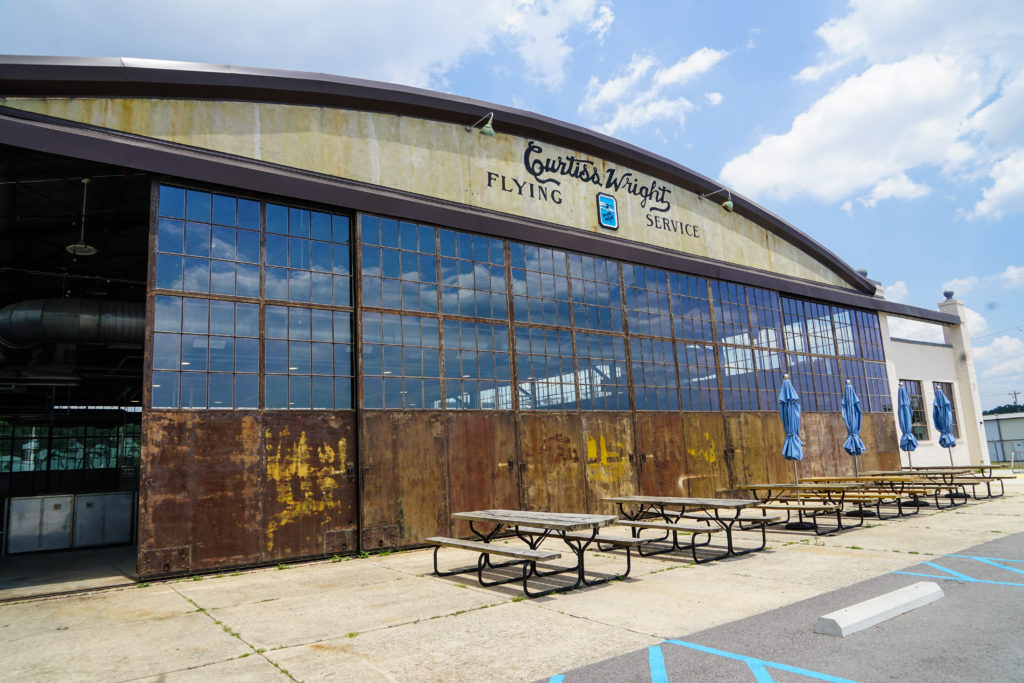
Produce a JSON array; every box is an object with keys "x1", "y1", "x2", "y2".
[
  {"x1": 969, "y1": 149, "x2": 1024, "y2": 220},
  {"x1": 884, "y1": 280, "x2": 910, "y2": 303},
  {"x1": 941, "y1": 276, "x2": 979, "y2": 296},
  {"x1": 653, "y1": 48, "x2": 728, "y2": 88},
  {"x1": 0, "y1": 0, "x2": 613, "y2": 91},
  {"x1": 975, "y1": 335, "x2": 1024, "y2": 380},
  {"x1": 857, "y1": 173, "x2": 931, "y2": 208},
  {"x1": 580, "y1": 53, "x2": 656, "y2": 114},
  {"x1": 578, "y1": 45, "x2": 727, "y2": 135},
  {"x1": 964, "y1": 307, "x2": 989, "y2": 337},
  {"x1": 596, "y1": 96, "x2": 694, "y2": 137},
  {"x1": 705, "y1": 92, "x2": 723, "y2": 106},
  {"x1": 725, "y1": 0, "x2": 1024, "y2": 217},
  {"x1": 887, "y1": 316, "x2": 944, "y2": 343},
  {"x1": 840, "y1": 200, "x2": 854, "y2": 216},
  {"x1": 721, "y1": 55, "x2": 982, "y2": 202},
  {"x1": 997, "y1": 264, "x2": 1024, "y2": 289}
]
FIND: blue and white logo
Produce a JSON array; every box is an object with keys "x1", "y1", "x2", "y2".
[{"x1": 597, "y1": 193, "x2": 618, "y2": 230}]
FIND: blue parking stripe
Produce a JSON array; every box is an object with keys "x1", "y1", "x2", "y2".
[
  {"x1": 649, "y1": 646, "x2": 668, "y2": 683},
  {"x1": 548, "y1": 676, "x2": 564, "y2": 683},
  {"x1": 948, "y1": 555, "x2": 1024, "y2": 575},
  {"x1": 663, "y1": 639, "x2": 858, "y2": 682},
  {"x1": 947, "y1": 554, "x2": 1024, "y2": 564},
  {"x1": 894, "y1": 560, "x2": 1024, "y2": 588}
]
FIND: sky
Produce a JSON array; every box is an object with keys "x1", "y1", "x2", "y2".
[{"x1": 2, "y1": 0, "x2": 1022, "y2": 410}]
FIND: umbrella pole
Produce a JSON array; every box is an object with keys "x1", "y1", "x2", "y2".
[
  {"x1": 948, "y1": 447, "x2": 954, "y2": 467},
  {"x1": 854, "y1": 456, "x2": 859, "y2": 477},
  {"x1": 906, "y1": 448, "x2": 912, "y2": 470},
  {"x1": 793, "y1": 460, "x2": 799, "y2": 485}
]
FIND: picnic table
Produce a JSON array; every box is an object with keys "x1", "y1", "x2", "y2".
[
  {"x1": 425, "y1": 509, "x2": 621, "y2": 597},
  {"x1": 880, "y1": 466, "x2": 1014, "y2": 499},
  {"x1": 600, "y1": 495, "x2": 780, "y2": 562},
  {"x1": 737, "y1": 482, "x2": 864, "y2": 535},
  {"x1": 864, "y1": 469, "x2": 978, "y2": 505},
  {"x1": 798, "y1": 476, "x2": 933, "y2": 518}
]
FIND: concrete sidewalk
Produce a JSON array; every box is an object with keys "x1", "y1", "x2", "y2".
[{"x1": 3, "y1": 480, "x2": 1024, "y2": 682}]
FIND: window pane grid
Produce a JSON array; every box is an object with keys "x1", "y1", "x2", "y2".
[
  {"x1": 630, "y1": 337, "x2": 679, "y2": 410},
  {"x1": 933, "y1": 381, "x2": 960, "y2": 439},
  {"x1": 623, "y1": 264, "x2": 673, "y2": 338},
  {"x1": 515, "y1": 327, "x2": 576, "y2": 410},
  {"x1": 677, "y1": 342, "x2": 719, "y2": 411},
  {"x1": 362, "y1": 312, "x2": 441, "y2": 409},
  {"x1": 361, "y1": 216, "x2": 438, "y2": 314},
  {"x1": 438, "y1": 229, "x2": 507, "y2": 320},
  {"x1": 510, "y1": 243, "x2": 572, "y2": 327},
  {"x1": 575, "y1": 332, "x2": 629, "y2": 410},
  {"x1": 442, "y1": 320, "x2": 512, "y2": 409},
  {"x1": 670, "y1": 274, "x2": 714, "y2": 342},
  {"x1": 712, "y1": 281, "x2": 751, "y2": 346},
  {"x1": 265, "y1": 305, "x2": 352, "y2": 410},
  {"x1": 568, "y1": 254, "x2": 624, "y2": 333},
  {"x1": 902, "y1": 379, "x2": 929, "y2": 440},
  {"x1": 719, "y1": 346, "x2": 758, "y2": 410}
]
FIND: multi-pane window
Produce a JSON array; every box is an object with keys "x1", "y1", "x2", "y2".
[
  {"x1": 361, "y1": 216, "x2": 438, "y2": 313},
  {"x1": 864, "y1": 362, "x2": 890, "y2": 412},
  {"x1": 510, "y1": 244, "x2": 572, "y2": 326},
  {"x1": 0, "y1": 422, "x2": 140, "y2": 473},
  {"x1": 265, "y1": 204, "x2": 351, "y2": 306},
  {"x1": 781, "y1": 298, "x2": 809, "y2": 353},
  {"x1": 568, "y1": 254, "x2": 623, "y2": 332},
  {"x1": 811, "y1": 356, "x2": 842, "y2": 412},
  {"x1": 754, "y1": 350, "x2": 785, "y2": 410},
  {"x1": 630, "y1": 337, "x2": 679, "y2": 410},
  {"x1": 933, "y1": 381, "x2": 960, "y2": 438},
  {"x1": 748, "y1": 289, "x2": 783, "y2": 349},
  {"x1": 152, "y1": 295, "x2": 260, "y2": 409},
  {"x1": 712, "y1": 281, "x2": 751, "y2": 346},
  {"x1": 854, "y1": 310, "x2": 885, "y2": 361},
  {"x1": 515, "y1": 327, "x2": 576, "y2": 410},
  {"x1": 804, "y1": 301, "x2": 836, "y2": 355},
  {"x1": 623, "y1": 265, "x2": 672, "y2": 337},
  {"x1": 787, "y1": 355, "x2": 818, "y2": 412},
  {"x1": 362, "y1": 312, "x2": 441, "y2": 409},
  {"x1": 678, "y1": 343, "x2": 719, "y2": 411},
  {"x1": 155, "y1": 186, "x2": 261, "y2": 297},
  {"x1": 719, "y1": 346, "x2": 758, "y2": 410},
  {"x1": 902, "y1": 380, "x2": 929, "y2": 440},
  {"x1": 439, "y1": 230, "x2": 507, "y2": 320},
  {"x1": 264, "y1": 306, "x2": 353, "y2": 410},
  {"x1": 576, "y1": 332, "x2": 629, "y2": 410},
  {"x1": 152, "y1": 185, "x2": 354, "y2": 411},
  {"x1": 671, "y1": 274, "x2": 714, "y2": 342},
  {"x1": 442, "y1": 321, "x2": 512, "y2": 409},
  {"x1": 832, "y1": 308, "x2": 856, "y2": 357}
]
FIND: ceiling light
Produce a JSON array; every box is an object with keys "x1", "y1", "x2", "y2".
[{"x1": 66, "y1": 178, "x2": 98, "y2": 256}]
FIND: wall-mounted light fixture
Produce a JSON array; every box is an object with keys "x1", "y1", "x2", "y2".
[
  {"x1": 465, "y1": 112, "x2": 495, "y2": 137},
  {"x1": 699, "y1": 187, "x2": 734, "y2": 213}
]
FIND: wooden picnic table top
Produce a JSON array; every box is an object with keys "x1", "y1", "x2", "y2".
[
  {"x1": 800, "y1": 475, "x2": 931, "y2": 483},
  {"x1": 864, "y1": 469, "x2": 971, "y2": 477},
  {"x1": 738, "y1": 482, "x2": 863, "y2": 492},
  {"x1": 450, "y1": 509, "x2": 618, "y2": 532},
  {"x1": 601, "y1": 495, "x2": 758, "y2": 509}
]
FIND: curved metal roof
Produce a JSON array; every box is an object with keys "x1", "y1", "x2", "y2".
[{"x1": 0, "y1": 55, "x2": 878, "y2": 295}]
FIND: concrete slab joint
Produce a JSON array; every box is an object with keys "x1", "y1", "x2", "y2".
[{"x1": 814, "y1": 581, "x2": 944, "y2": 637}]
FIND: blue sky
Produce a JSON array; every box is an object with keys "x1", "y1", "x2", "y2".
[{"x1": 2, "y1": 0, "x2": 1022, "y2": 409}]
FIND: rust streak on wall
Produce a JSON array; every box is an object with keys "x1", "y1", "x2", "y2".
[
  {"x1": 446, "y1": 412, "x2": 519, "y2": 537},
  {"x1": 681, "y1": 413, "x2": 725, "y2": 497},
  {"x1": 634, "y1": 412, "x2": 690, "y2": 498},
  {"x1": 580, "y1": 413, "x2": 636, "y2": 513},
  {"x1": 519, "y1": 413, "x2": 584, "y2": 512}
]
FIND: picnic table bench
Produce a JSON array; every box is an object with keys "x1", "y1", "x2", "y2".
[
  {"x1": 425, "y1": 509, "x2": 619, "y2": 597},
  {"x1": 601, "y1": 495, "x2": 780, "y2": 562}
]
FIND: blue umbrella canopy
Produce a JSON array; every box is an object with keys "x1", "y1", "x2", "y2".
[
  {"x1": 778, "y1": 378, "x2": 803, "y2": 461},
  {"x1": 841, "y1": 382, "x2": 865, "y2": 457},
  {"x1": 933, "y1": 388, "x2": 957, "y2": 449},
  {"x1": 897, "y1": 385, "x2": 919, "y2": 453}
]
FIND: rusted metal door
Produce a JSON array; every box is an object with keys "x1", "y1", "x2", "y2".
[
  {"x1": 446, "y1": 412, "x2": 520, "y2": 537},
  {"x1": 634, "y1": 412, "x2": 691, "y2": 496},
  {"x1": 681, "y1": 412, "x2": 726, "y2": 497},
  {"x1": 360, "y1": 412, "x2": 447, "y2": 548},
  {"x1": 262, "y1": 412, "x2": 358, "y2": 561},
  {"x1": 139, "y1": 412, "x2": 263, "y2": 577},
  {"x1": 722, "y1": 413, "x2": 771, "y2": 494},
  {"x1": 518, "y1": 413, "x2": 585, "y2": 513},
  {"x1": 580, "y1": 412, "x2": 636, "y2": 513}
]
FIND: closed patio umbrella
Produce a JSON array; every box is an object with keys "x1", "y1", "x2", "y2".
[
  {"x1": 778, "y1": 374, "x2": 803, "y2": 483},
  {"x1": 933, "y1": 388, "x2": 957, "y2": 466},
  {"x1": 897, "y1": 383, "x2": 918, "y2": 468},
  {"x1": 841, "y1": 381, "x2": 865, "y2": 476}
]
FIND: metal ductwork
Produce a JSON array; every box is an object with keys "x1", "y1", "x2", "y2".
[{"x1": 0, "y1": 299, "x2": 145, "y2": 348}]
